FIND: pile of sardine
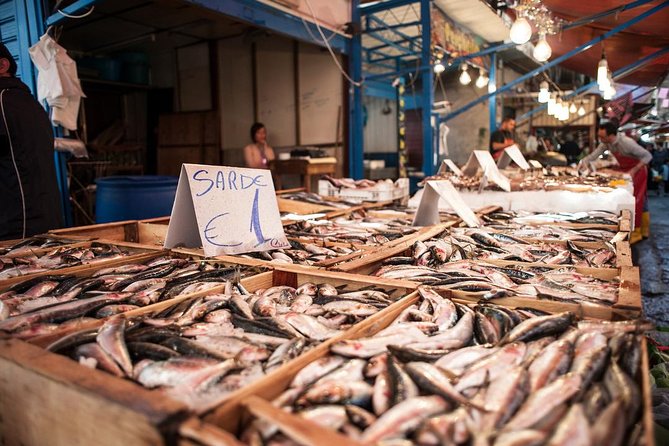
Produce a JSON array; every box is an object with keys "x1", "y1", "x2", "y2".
[
  {"x1": 49, "y1": 282, "x2": 398, "y2": 411},
  {"x1": 279, "y1": 191, "x2": 355, "y2": 209},
  {"x1": 0, "y1": 256, "x2": 247, "y2": 338},
  {"x1": 284, "y1": 212, "x2": 418, "y2": 245},
  {"x1": 0, "y1": 236, "x2": 72, "y2": 256},
  {"x1": 239, "y1": 240, "x2": 361, "y2": 266},
  {"x1": 376, "y1": 255, "x2": 618, "y2": 305},
  {"x1": 394, "y1": 229, "x2": 616, "y2": 267},
  {"x1": 0, "y1": 242, "x2": 132, "y2": 279},
  {"x1": 481, "y1": 210, "x2": 620, "y2": 229},
  {"x1": 241, "y1": 286, "x2": 650, "y2": 445}
]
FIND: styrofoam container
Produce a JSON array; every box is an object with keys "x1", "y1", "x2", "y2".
[{"x1": 318, "y1": 178, "x2": 409, "y2": 203}]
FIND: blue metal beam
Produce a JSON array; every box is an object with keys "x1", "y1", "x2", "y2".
[
  {"x1": 420, "y1": 0, "x2": 434, "y2": 176},
  {"x1": 441, "y1": 0, "x2": 669, "y2": 123},
  {"x1": 364, "y1": 81, "x2": 397, "y2": 100},
  {"x1": 45, "y1": 0, "x2": 99, "y2": 26},
  {"x1": 360, "y1": 0, "x2": 419, "y2": 16},
  {"x1": 453, "y1": 0, "x2": 657, "y2": 65},
  {"x1": 367, "y1": 15, "x2": 417, "y2": 47},
  {"x1": 517, "y1": 46, "x2": 669, "y2": 123},
  {"x1": 366, "y1": 36, "x2": 419, "y2": 54},
  {"x1": 182, "y1": 0, "x2": 349, "y2": 53},
  {"x1": 349, "y1": 0, "x2": 364, "y2": 179},
  {"x1": 366, "y1": 31, "x2": 417, "y2": 55},
  {"x1": 365, "y1": 20, "x2": 421, "y2": 33}
]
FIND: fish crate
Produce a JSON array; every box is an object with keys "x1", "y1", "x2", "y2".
[
  {"x1": 0, "y1": 266, "x2": 274, "y2": 446},
  {"x1": 9, "y1": 266, "x2": 416, "y2": 440},
  {"x1": 198, "y1": 292, "x2": 654, "y2": 446},
  {"x1": 0, "y1": 337, "x2": 189, "y2": 446},
  {"x1": 318, "y1": 178, "x2": 409, "y2": 204},
  {"x1": 49, "y1": 220, "x2": 170, "y2": 248},
  {"x1": 334, "y1": 233, "x2": 641, "y2": 321},
  {"x1": 2, "y1": 251, "x2": 268, "y2": 344},
  {"x1": 0, "y1": 244, "x2": 161, "y2": 291}
]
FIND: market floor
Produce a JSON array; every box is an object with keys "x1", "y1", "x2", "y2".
[{"x1": 634, "y1": 195, "x2": 669, "y2": 328}]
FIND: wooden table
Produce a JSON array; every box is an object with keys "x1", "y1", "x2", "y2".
[{"x1": 270, "y1": 159, "x2": 337, "y2": 193}]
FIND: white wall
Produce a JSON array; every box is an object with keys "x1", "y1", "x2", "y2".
[
  {"x1": 364, "y1": 96, "x2": 398, "y2": 153},
  {"x1": 217, "y1": 34, "x2": 344, "y2": 166}
]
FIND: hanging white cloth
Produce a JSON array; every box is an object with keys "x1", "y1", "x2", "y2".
[
  {"x1": 439, "y1": 122, "x2": 450, "y2": 157},
  {"x1": 29, "y1": 34, "x2": 85, "y2": 131}
]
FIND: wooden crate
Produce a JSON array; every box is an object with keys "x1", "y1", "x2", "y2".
[
  {"x1": 0, "y1": 269, "x2": 415, "y2": 444},
  {"x1": 5, "y1": 252, "x2": 267, "y2": 345},
  {"x1": 334, "y1": 237, "x2": 639, "y2": 321},
  {"x1": 0, "y1": 249, "x2": 161, "y2": 292},
  {"x1": 201, "y1": 295, "x2": 654, "y2": 446},
  {"x1": 0, "y1": 338, "x2": 188, "y2": 446},
  {"x1": 50, "y1": 221, "x2": 169, "y2": 248}
]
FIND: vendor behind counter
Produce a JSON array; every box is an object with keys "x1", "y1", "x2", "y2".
[{"x1": 579, "y1": 121, "x2": 652, "y2": 242}]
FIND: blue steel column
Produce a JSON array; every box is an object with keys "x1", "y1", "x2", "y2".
[
  {"x1": 488, "y1": 52, "x2": 497, "y2": 135},
  {"x1": 349, "y1": 0, "x2": 364, "y2": 179},
  {"x1": 420, "y1": 0, "x2": 434, "y2": 176}
]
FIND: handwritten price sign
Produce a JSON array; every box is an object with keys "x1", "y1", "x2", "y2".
[{"x1": 164, "y1": 164, "x2": 290, "y2": 256}]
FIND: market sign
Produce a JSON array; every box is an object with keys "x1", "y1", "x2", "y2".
[
  {"x1": 414, "y1": 180, "x2": 480, "y2": 228},
  {"x1": 431, "y1": 7, "x2": 484, "y2": 65},
  {"x1": 165, "y1": 164, "x2": 290, "y2": 256}
]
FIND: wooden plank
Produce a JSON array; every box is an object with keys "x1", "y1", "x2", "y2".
[
  {"x1": 614, "y1": 266, "x2": 641, "y2": 311},
  {"x1": 139, "y1": 217, "x2": 170, "y2": 224},
  {"x1": 615, "y1": 240, "x2": 633, "y2": 267},
  {"x1": 137, "y1": 223, "x2": 169, "y2": 246},
  {"x1": 334, "y1": 223, "x2": 452, "y2": 273},
  {"x1": 277, "y1": 197, "x2": 337, "y2": 215},
  {"x1": 242, "y1": 396, "x2": 363, "y2": 446},
  {"x1": 620, "y1": 209, "x2": 633, "y2": 232},
  {"x1": 641, "y1": 336, "x2": 656, "y2": 446},
  {"x1": 276, "y1": 187, "x2": 306, "y2": 195},
  {"x1": 49, "y1": 220, "x2": 139, "y2": 242},
  {"x1": 179, "y1": 418, "x2": 245, "y2": 446},
  {"x1": 0, "y1": 339, "x2": 187, "y2": 446}
]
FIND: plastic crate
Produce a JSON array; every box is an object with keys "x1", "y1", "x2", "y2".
[{"x1": 318, "y1": 178, "x2": 409, "y2": 203}]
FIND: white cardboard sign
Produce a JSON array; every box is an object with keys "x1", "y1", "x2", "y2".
[
  {"x1": 497, "y1": 145, "x2": 531, "y2": 170},
  {"x1": 529, "y1": 160, "x2": 543, "y2": 169},
  {"x1": 461, "y1": 150, "x2": 511, "y2": 192},
  {"x1": 164, "y1": 164, "x2": 290, "y2": 256},
  {"x1": 413, "y1": 180, "x2": 480, "y2": 228},
  {"x1": 437, "y1": 159, "x2": 462, "y2": 176}
]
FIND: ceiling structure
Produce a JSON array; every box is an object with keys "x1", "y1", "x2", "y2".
[{"x1": 542, "y1": 0, "x2": 669, "y2": 87}]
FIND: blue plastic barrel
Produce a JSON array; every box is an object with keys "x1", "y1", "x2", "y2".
[{"x1": 95, "y1": 176, "x2": 178, "y2": 223}]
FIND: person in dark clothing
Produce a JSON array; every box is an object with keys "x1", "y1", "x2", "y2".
[
  {"x1": 0, "y1": 43, "x2": 62, "y2": 240},
  {"x1": 560, "y1": 133, "x2": 581, "y2": 165},
  {"x1": 489, "y1": 117, "x2": 516, "y2": 161}
]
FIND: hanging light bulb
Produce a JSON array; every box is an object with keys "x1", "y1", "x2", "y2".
[
  {"x1": 533, "y1": 33, "x2": 552, "y2": 62},
  {"x1": 597, "y1": 52, "x2": 609, "y2": 91},
  {"x1": 459, "y1": 64, "x2": 471, "y2": 85},
  {"x1": 553, "y1": 98, "x2": 562, "y2": 118},
  {"x1": 547, "y1": 94, "x2": 557, "y2": 116},
  {"x1": 569, "y1": 102, "x2": 577, "y2": 114},
  {"x1": 559, "y1": 102, "x2": 570, "y2": 121},
  {"x1": 603, "y1": 84, "x2": 616, "y2": 100},
  {"x1": 538, "y1": 80, "x2": 550, "y2": 103},
  {"x1": 433, "y1": 59, "x2": 445, "y2": 74},
  {"x1": 475, "y1": 69, "x2": 488, "y2": 89},
  {"x1": 510, "y1": 17, "x2": 532, "y2": 45},
  {"x1": 577, "y1": 101, "x2": 586, "y2": 116}
]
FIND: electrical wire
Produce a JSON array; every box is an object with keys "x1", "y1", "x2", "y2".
[
  {"x1": 303, "y1": 0, "x2": 363, "y2": 87},
  {"x1": 57, "y1": 6, "x2": 95, "y2": 19},
  {"x1": 1, "y1": 89, "x2": 27, "y2": 239}
]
